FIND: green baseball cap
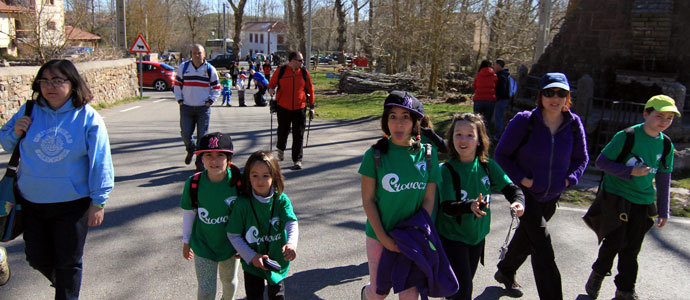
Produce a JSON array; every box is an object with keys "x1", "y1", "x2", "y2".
[{"x1": 645, "y1": 95, "x2": 680, "y2": 117}]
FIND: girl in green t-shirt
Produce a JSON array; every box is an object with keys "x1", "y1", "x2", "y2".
[
  {"x1": 436, "y1": 113, "x2": 525, "y2": 300},
  {"x1": 358, "y1": 91, "x2": 441, "y2": 299},
  {"x1": 227, "y1": 151, "x2": 298, "y2": 300},
  {"x1": 180, "y1": 132, "x2": 241, "y2": 300}
]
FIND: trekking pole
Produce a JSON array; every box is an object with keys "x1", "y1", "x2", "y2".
[
  {"x1": 269, "y1": 95, "x2": 275, "y2": 152},
  {"x1": 498, "y1": 208, "x2": 520, "y2": 260}
]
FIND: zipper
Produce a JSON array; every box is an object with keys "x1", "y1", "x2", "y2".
[{"x1": 544, "y1": 134, "x2": 555, "y2": 195}]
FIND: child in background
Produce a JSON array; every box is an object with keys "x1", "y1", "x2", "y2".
[
  {"x1": 436, "y1": 113, "x2": 524, "y2": 300},
  {"x1": 181, "y1": 132, "x2": 242, "y2": 300},
  {"x1": 237, "y1": 74, "x2": 247, "y2": 107},
  {"x1": 583, "y1": 95, "x2": 678, "y2": 300},
  {"x1": 227, "y1": 151, "x2": 298, "y2": 300},
  {"x1": 220, "y1": 73, "x2": 232, "y2": 106}
]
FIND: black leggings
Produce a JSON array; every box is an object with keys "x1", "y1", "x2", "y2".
[
  {"x1": 496, "y1": 192, "x2": 562, "y2": 300},
  {"x1": 441, "y1": 237, "x2": 484, "y2": 300},
  {"x1": 243, "y1": 271, "x2": 285, "y2": 300}
]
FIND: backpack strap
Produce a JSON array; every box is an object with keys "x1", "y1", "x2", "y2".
[
  {"x1": 513, "y1": 112, "x2": 535, "y2": 157},
  {"x1": 276, "y1": 65, "x2": 311, "y2": 100},
  {"x1": 660, "y1": 133, "x2": 672, "y2": 170},
  {"x1": 479, "y1": 160, "x2": 491, "y2": 191},
  {"x1": 443, "y1": 163, "x2": 463, "y2": 202},
  {"x1": 616, "y1": 127, "x2": 636, "y2": 163},
  {"x1": 190, "y1": 171, "x2": 202, "y2": 209},
  {"x1": 7, "y1": 100, "x2": 35, "y2": 175},
  {"x1": 276, "y1": 65, "x2": 287, "y2": 91}
]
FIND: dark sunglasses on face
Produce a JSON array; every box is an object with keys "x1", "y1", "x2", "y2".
[
  {"x1": 542, "y1": 89, "x2": 569, "y2": 98},
  {"x1": 293, "y1": 58, "x2": 303, "y2": 63}
]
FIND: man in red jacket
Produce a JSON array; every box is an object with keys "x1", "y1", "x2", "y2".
[{"x1": 268, "y1": 51, "x2": 315, "y2": 170}]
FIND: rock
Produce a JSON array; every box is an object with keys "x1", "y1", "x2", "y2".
[
  {"x1": 337, "y1": 70, "x2": 419, "y2": 94},
  {"x1": 673, "y1": 148, "x2": 690, "y2": 172}
]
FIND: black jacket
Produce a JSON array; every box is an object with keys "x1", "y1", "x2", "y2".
[{"x1": 495, "y1": 68, "x2": 511, "y2": 100}]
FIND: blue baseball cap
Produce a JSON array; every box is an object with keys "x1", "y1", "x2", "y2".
[
  {"x1": 540, "y1": 73, "x2": 570, "y2": 91},
  {"x1": 384, "y1": 90, "x2": 424, "y2": 118}
]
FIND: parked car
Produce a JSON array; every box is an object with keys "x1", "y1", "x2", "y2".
[
  {"x1": 208, "y1": 54, "x2": 237, "y2": 69},
  {"x1": 136, "y1": 61, "x2": 176, "y2": 91}
]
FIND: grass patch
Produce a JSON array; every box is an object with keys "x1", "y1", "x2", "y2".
[
  {"x1": 310, "y1": 68, "x2": 472, "y2": 131},
  {"x1": 93, "y1": 96, "x2": 148, "y2": 110}
]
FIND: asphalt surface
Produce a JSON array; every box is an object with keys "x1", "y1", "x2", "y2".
[{"x1": 1, "y1": 89, "x2": 689, "y2": 300}]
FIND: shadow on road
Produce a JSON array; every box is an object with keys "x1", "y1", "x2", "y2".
[
  {"x1": 284, "y1": 262, "x2": 368, "y2": 299},
  {"x1": 648, "y1": 226, "x2": 690, "y2": 263},
  {"x1": 114, "y1": 166, "x2": 192, "y2": 186},
  {"x1": 474, "y1": 286, "x2": 516, "y2": 299}
]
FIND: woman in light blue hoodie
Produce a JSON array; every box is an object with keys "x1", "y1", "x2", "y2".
[{"x1": 0, "y1": 60, "x2": 114, "y2": 300}]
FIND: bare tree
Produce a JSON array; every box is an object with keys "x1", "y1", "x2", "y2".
[
  {"x1": 178, "y1": 0, "x2": 207, "y2": 43},
  {"x1": 351, "y1": 0, "x2": 368, "y2": 54},
  {"x1": 334, "y1": 0, "x2": 346, "y2": 63},
  {"x1": 293, "y1": 0, "x2": 306, "y2": 54},
  {"x1": 228, "y1": 0, "x2": 247, "y2": 58}
]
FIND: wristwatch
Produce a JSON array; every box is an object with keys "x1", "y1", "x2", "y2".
[{"x1": 93, "y1": 203, "x2": 106, "y2": 209}]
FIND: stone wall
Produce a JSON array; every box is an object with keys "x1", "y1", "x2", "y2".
[
  {"x1": 531, "y1": 0, "x2": 690, "y2": 98},
  {"x1": 0, "y1": 58, "x2": 138, "y2": 125}
]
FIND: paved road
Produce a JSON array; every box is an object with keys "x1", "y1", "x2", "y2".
[{"x1": 1, "y1": 90, "x2": 689, "y2": 300}]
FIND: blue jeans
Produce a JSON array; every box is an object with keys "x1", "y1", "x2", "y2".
[
  {"x1": 473, "y1": 100, "x2": 495, "y2": 132},
  {"x1": 22, "y1": 197, "x2": 91, "y2": 300},
  {"x1": 493, "y1": 98, "x2": 509, "y2": 141},
  {"x1": 180, "y1": 104, "x2": 211, "y2": 167}
]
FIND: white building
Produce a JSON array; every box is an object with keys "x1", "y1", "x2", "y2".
[{"x1": 240, "y1": 21, "x2": 287, "y2": 60}]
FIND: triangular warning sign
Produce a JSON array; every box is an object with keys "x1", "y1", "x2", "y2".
[{"x1": 129, "y1": 35, "x2": 151, "y2": 53}]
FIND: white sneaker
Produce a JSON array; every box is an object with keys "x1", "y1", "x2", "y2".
[
  {"x1": 293, "y1": 161, "x2": 302, "y2": 170},
  {"x1": 0, "y1": 247, "x2": 9, "y2": 286},
  {"x1": 277, "y1": 149, "x2": 284, "y2": 161}
]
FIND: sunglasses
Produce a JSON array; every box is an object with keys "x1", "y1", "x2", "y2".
[
  {"x1": 38, "y1": 78, "x2": 69, "y2": 87},
  {"x1": 542, "y1": 89, "x2": 569, "y2": 98},
  {"x1": 293, "y1": 58, "x2": 304, "y2": 63}
]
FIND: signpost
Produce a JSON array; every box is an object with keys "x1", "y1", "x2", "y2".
[{"x1": 129, "y1": 34, "x2": 151, "y2": 99}]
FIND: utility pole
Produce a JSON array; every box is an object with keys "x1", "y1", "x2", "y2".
[
  {"x1": 116, "y1": 0, "x2": 127, "y2": 49},
  {"x1": 223, "y1": 3, "x2": 227, "y2": 54},
  {"x1": 306, "y1": 0, "x2": 312, "y2": 69}
]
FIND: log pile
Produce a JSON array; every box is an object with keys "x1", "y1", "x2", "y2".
[{"x1": 337, "y1": 70, "x2": 419, "y2": 94}]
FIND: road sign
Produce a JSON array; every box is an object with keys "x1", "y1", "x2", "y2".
[{"x1": 129, "y1": 34, "x2": 151, "y2": 53}]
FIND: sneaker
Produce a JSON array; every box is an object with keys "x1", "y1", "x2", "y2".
[
  {"x1": 585, "y1": 270, "x2": 605, "y2": 299},
  {"x1": 0, "y1": 247, "x2": 10, "y2": 286},
  {"x1": 226, "y1": 103, "x2": 231, "y2": 107},
  {"x1": 494, "y1": 270, "x2": 523, "y2": 297},
  {"x1": 277, "y1": 149, "x2": 284, "y2": 161},
  {"x1": 293, "y1": 161, "x2": 302, "y2": 170},
  {"x1": 184, "y1": 151, "x2": 194, "y2": 165},
  {"x1": 615, "y1": 289, "x2": 639, "y2": 300},
  {"x1": 239, "y1": 104, "x2": 247, "y2": 107}
]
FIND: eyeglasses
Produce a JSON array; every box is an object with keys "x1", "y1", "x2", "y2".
[
  {"x1": 293, "y1": 58, "x2": 304, "y2": 63},
  {"x1": 542, "y1": 89, "x2": 569, "y2": 98},
  {"x1": 38, "y1": 78, "x2": 68, "y2": 87}
]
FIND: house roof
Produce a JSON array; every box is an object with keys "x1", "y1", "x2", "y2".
[
  {"x1": 243, "y1": 21, "x2": 287, "y2": 33},
  {"x1": 65, "y1": 26, "x2": 101, "y2": 41},
  {"x1": 0, "y1": 1, "x2": 27, "y2": 12}
]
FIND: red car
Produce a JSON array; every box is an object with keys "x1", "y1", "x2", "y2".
[{"x1": 136, "y1": 61, "x2": 176, "y2": 91}]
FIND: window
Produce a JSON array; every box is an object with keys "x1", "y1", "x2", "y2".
[
  {"x1": 277, "y1": 35, "x2": 284, "y2": 44},
  {"x1": 260, "y1": 34, "x2": 263, "y2": 44},
  {"x1": 249, "y1": 34, "x2": 253, "y2": 43},
  {"x1": 254, "y1": 34, "x2": 258, "y2": 43},
  {"x1": 47, "y1": 21, "x2": 56, "y2": 30}
]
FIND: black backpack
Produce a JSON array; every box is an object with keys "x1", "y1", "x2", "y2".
[
  {"x1": 615, "y1": 126, "x2": 672, "y2": 169},
  {"x1": 443, "y1": 160, "x2": 492, "y2": 203},
  {"x1": 372, "y1": 137, "x2": 432, "y2": 178},
  {"x1": 512, "y1": 111, "x2": 580, "y2": 158},
  {"x1": 276, "y1": 65, "x2": 311, "y2": 97},
  {"x1": 189, "y1": 164, "x2": 242, "y2": 209}
]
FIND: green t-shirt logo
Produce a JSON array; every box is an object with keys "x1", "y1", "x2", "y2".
[
  {"x1": 224, "y1": 196, "x2": 237, "y2": 206},
  {"x1": 381, "y1": 173, "x2": 427, "y2": 193},
  {"x1": 245, "y1": 225, "x2": 283, "y2": 245},
  {"x1": 197, "y1": 208, "x2": 229, "y2": 225},
  {"x1": 415, "y1": 161, "x2": 427, "y2": 176}
]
